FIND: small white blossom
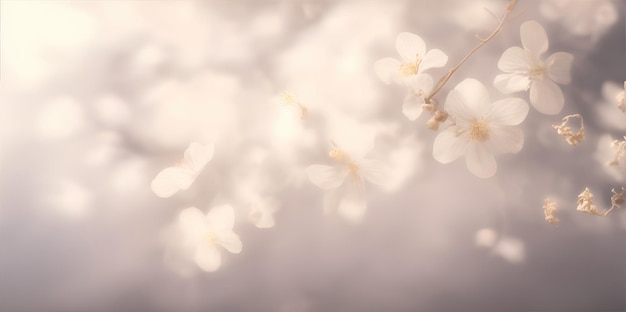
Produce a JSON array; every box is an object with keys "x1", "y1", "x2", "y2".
[
  {"x1": 151, "y1": 142, "x2": 214, "y2": 198},
  {"x1": 433, "y1": 79, "x2": 529, "y2": 178},
  {"x1": 494, "y1": 20, "x2": 574, "y2": 115},
  {"x1": 179, "y1": 205, "x2": 242, "y2": 272},
  {"x1": 306, "y1": 142, "x2": 386, "y2": 223},
  {"x1": 374, "y1": 32, "x2": 448, "y2": 86}
]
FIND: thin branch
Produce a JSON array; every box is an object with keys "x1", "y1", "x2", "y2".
[{"x1": 424, "y1": 0, "x2": 517, "y2": 103}]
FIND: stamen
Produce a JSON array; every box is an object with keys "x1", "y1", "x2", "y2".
[
  {"x1": 399, "y1": 54, "x2": 422, "y2": 77},
  {"x1": 527, "y1": 65, "x2": 545, "y2": 81},
  {"x1": 469, "y1": 120, "x2": 490, "y2": 142}
]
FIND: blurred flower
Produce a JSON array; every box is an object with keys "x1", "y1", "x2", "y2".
[
  {"x1": 494, "y1": 20, "x2": 573, "y2": 115},
  {"x1": 540, "y1": 0, "x2": 618, "y2": 39},
  {"x1": 474, "y1": 228, "x2": 526, "y2": 263},
  {"x1": 179, "y1": 205, "x2": 242, "y2": 272},
  {"x1": 608, "y1": 137, "x2": 626, "y2": 167},
  {"x1": 594, "y1": 135, "x2": 626, "y2": 182},
  {"x1": 306, "y1": 141, "x2": 387, "y2": 222},
  {"x1": 474, "y1": 228, "x2": 498, "y2": 248},
  {"x1": 374, "y1": 32, "x2": 448, "y2": 86},
  {"x1": 277, "y1": 91, "x2": 308, "y2": 120},
  {"x1": 597, "y1": 81, "x2": 626, "y2": 131},
  {"x1": 402, "y1": 74, "x2": 434, "y2": 121},
  {"x1": 493, "y1": 236, "x2": 525, "y2": 264},
  {"x1": 150, "y1": 142, "x2": 214, "y2": 198},
  {"x1": 433, "y1": 79, "x2": 528, "y2": 178},
  {"x1": 248, "y1": 197, "x2": 279, "y2": 229}
]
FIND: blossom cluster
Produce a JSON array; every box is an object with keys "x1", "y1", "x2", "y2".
[{"x1": 147, "y1": 0, "x2": 623, "y2": 274}]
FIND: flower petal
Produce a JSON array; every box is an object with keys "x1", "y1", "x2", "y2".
[
  {"x1": 420, "y1": 49, "x2": 448, "y2": 72},
  {"x1": 337, "y1": 182, "x2": 367, "y2": 223},
  {"x1": 195, "y1": 244, "x2": 222, "y2": 272},
  {"x1": 218, "y1": 232, "x2": 242, "y2": 254},
  {"x1": 306, "y1": 165, "x2": 349, "y2": 190},
  {"x1": 486, "y1": 98, "x2": 529, "y2": 126},
  {"x1": 150, "y1": 166, "x2": 195, "y2": 198},
  {"x1": 466, "y1": 143, "x2": 497, "y2": 178},
  {"x1": 521, "y1": 20, "x2": 549, "y2": 56},
  {"x1": 444, "y1": 89, "x2": 474, "y2": 122},
  {"x1": 546, "y1": 52, "x2": 574, "y2": 85},
  {"x1": 494, "y1": 73, "x2": 530, "y2": 94},
  {"x1": 358, "y1": 159, "x2": 388, "y2": 186},
  {"x1": 529, "y1": 79, "x2": 564, "y2": 115},
  {"x1": 487, "y1": 126, "x2": 524, "y2": 154},
  {"x1": 407, "y1": 73, "x2": 434, "y2": 93},
  {"x1": 454, "y1": 78, "x2": 491, "y2": 116},
  {"x1": 498, "y1": 47, "x2": 531, "y2": 72},
  {"x1": 403, "y1": 94, "x2": 424, "y2": 121},
  {"x1": 396, "y1": 32, "x2": 426, "y2": 63},
  {"x1": 184, "y1": 142, "x2": 215, "y2": 172},
  {"x1": 374, "y1": 57, "x2": 402, "y2": 84},
  {"x1": 433, "y1": 128, "x2": 470, "y2": 164},
  {"x1": 205, "y1": 204, "x2": 235, "y2": 232}
]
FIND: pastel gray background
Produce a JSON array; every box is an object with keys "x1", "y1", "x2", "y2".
[{"x1": 1, "y1": 1, "x2": 625, "y2": 311}]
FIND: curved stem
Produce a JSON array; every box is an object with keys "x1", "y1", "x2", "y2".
[{"x1": 424, "y1": 0, "x2": 518, "y2": 104}]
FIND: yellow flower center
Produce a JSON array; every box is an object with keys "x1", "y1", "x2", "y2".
[
  {"x1": 528, "y1": 65, "x2": 545, "y2": 81},
  {"x1": 329, "y1": 147, "x2": 350, "y2": 162},
  {"x1": 469, "y1": 120, "x2": 490, "y2": 142},
  {"x1": 329, "y1": 145, "x2": 361, "y2": 182},
  {"x1": 204, "y1": 232, "x2": 219, "y2": 246},
  {"x1": 399, "y1": 54, "x2": 422, "y2": 77}
]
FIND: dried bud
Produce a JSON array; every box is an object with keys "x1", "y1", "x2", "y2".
[
  {"x1": 426, "y1": 117, "x2": 440, "y2": 131},
  {"x1": 543, "y1": 198, "x2": 560, "y2": 225},
  {"x1": 553, "y1": 114, "x2": 585, "y2": 146},
  {"x1": 608, "y1": 137, "x2": 626, "y2": 166},
  {"x1": 576, "y1": 187, "x2": 603, "y2": 216}
]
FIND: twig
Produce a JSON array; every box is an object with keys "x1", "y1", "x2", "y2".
[{"x1": 424, "y1": 0, "x2": 518, "y2": 104}]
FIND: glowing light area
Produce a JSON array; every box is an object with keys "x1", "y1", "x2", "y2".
[
  {"x1": 1, "y1": 1, "x2": 97, "y2": 87},
  {"x1": 137, "y1": 73, "x2": 239, "y2": 148},
  {"x1": 93, "y1": 94, "x2": 132, "y2": 129},
  {"x1": 36, "y1": 96, "x2": 85, "y2": 139},
  {"x1": 44, "y1": 179, "x2": 93, "y2": 220}
]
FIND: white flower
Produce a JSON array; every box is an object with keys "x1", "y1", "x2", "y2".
[
  {"x1": 540, "y1": 0, "x2": 618, "y2": 39},
  {"x1": 179, "y1": 205, "x2": 242, "y2": 272},
  {"x1": 494, "y1": 20, "x2": 574, "y2": 115},
  {"x1": 151, "y1": 142, "x2": 215, "y2": 198},
  {"x1": 402, "y1": 74, "x2": 434, "y2": 121},
  {"x1": 433, "y1": 79, "x2": 529, "y2": 178},
  {"x1": 374, "y1": 32, "x2": 448, "y2": 86},
  {"x1": 248, "y1": 197, "x2": 279, "y2": 229},
  {"x1": 306, "y1": 142, "x2": 386, "y2": 223}
]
